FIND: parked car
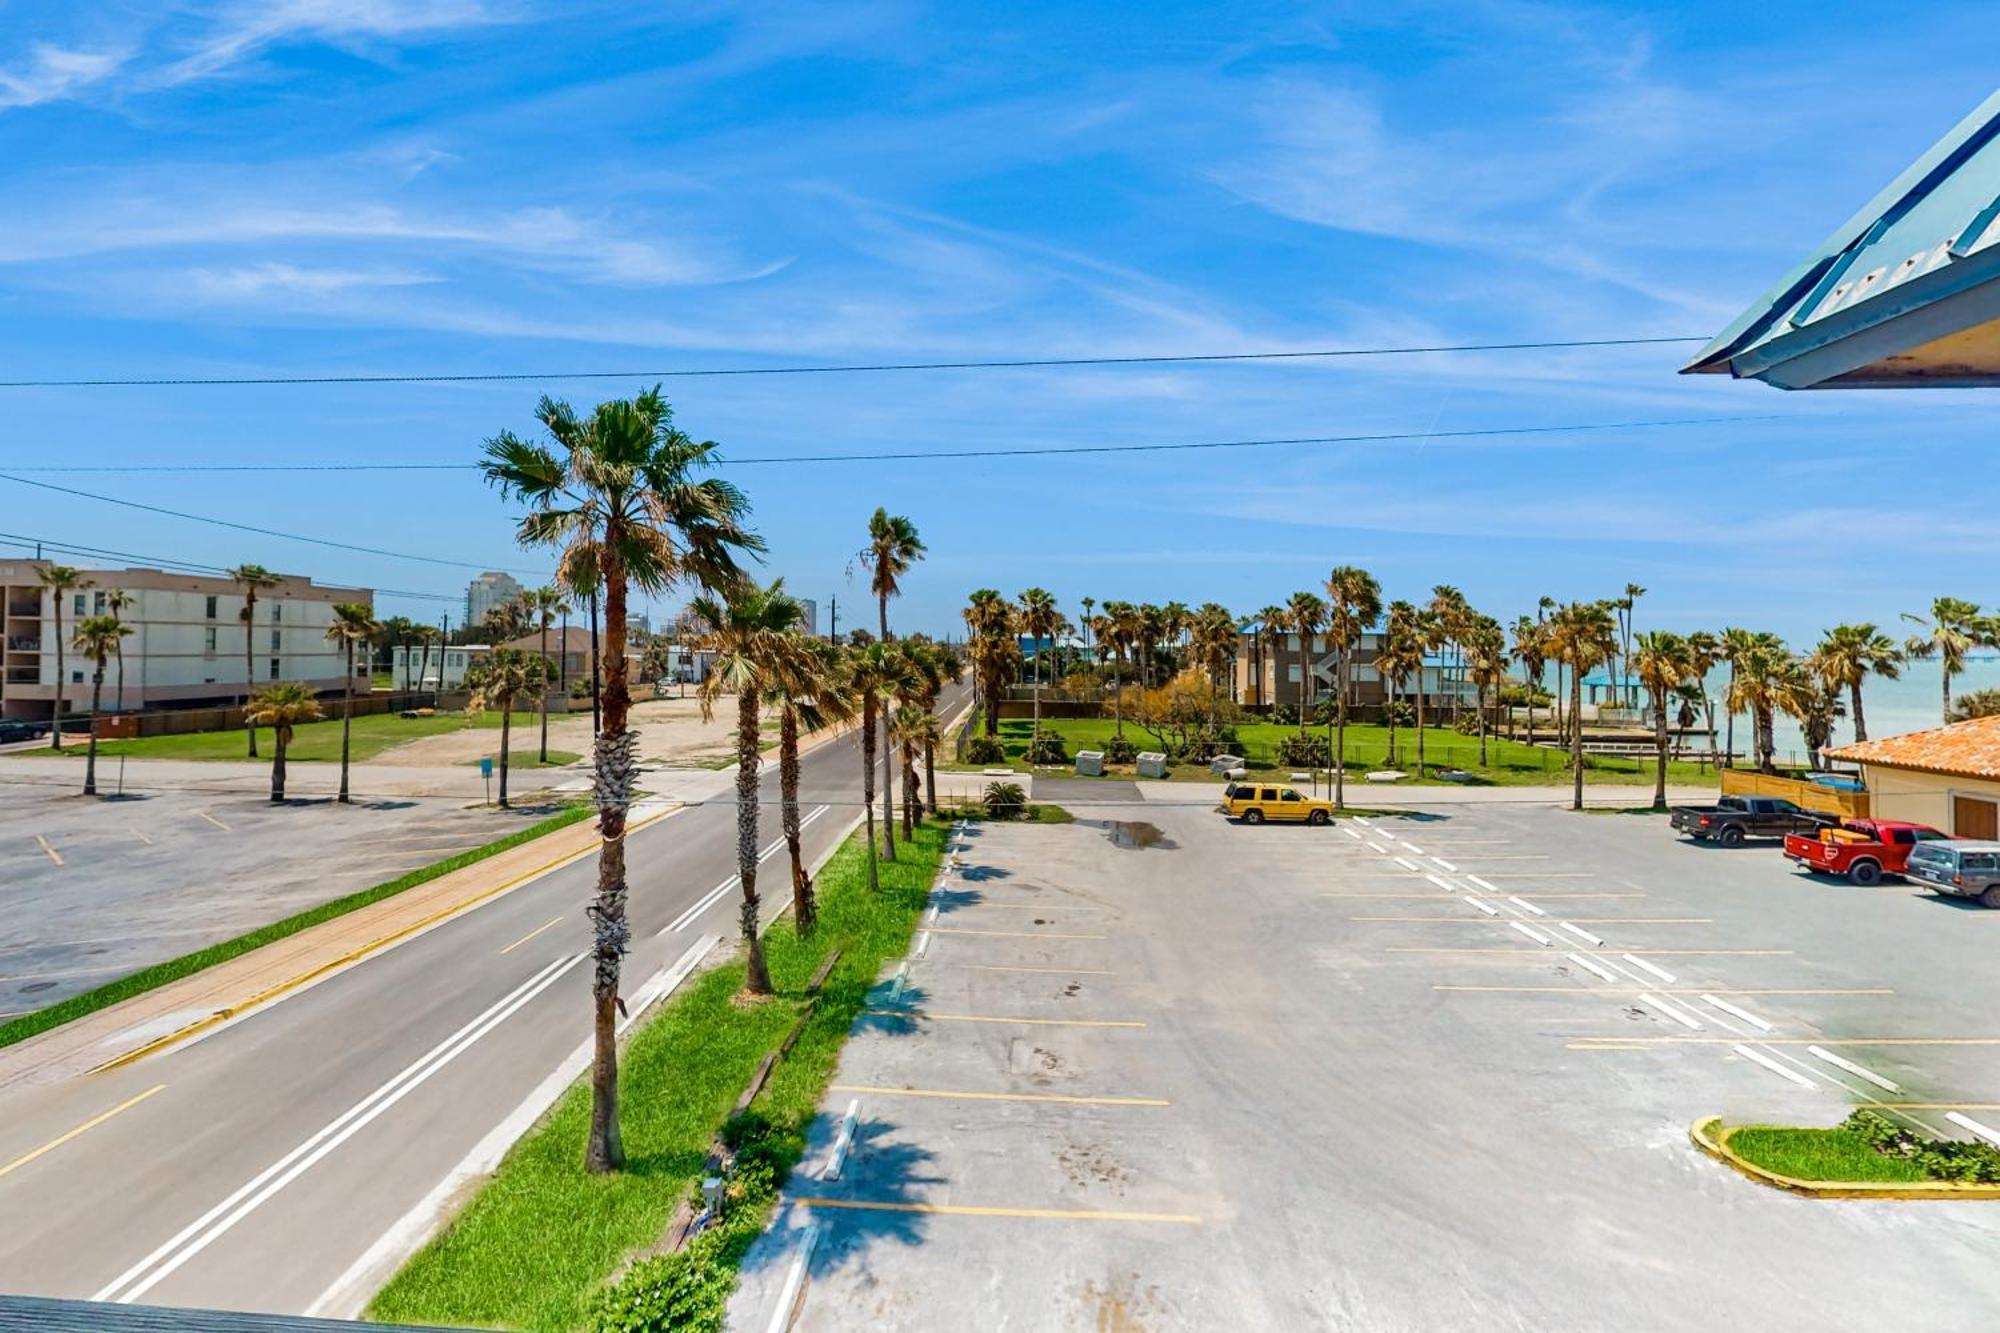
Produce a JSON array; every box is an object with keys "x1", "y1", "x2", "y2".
[
  {"x1": 0, "y1": 719, "x2": 49, "y2": 744},
  {"x1": 1669, "y1": 795, "x2": 1824, "y2": 845},
  {"x1": 1221, "y1": 781, "x2": 1334, "y2": 826},
  {"x1": 1905, "y1": 840, "x2": 2000, "y2": 908},
  {"x1": 1783, "y1": 819, "x2": 1950, "y2": 885}
]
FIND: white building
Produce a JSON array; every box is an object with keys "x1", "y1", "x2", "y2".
[
  {"x1": 0, "y1": 562, "x2": 371, "y2": 721},
  {"x1": 464, "y1": 571, "x2": 525, "y2": 630},
  {"x1": 796, "y1": 596, "x2": 818, "y2": 638},
  {"x1": 389, "y1": 642, "x2": 491, "y2": 691}
]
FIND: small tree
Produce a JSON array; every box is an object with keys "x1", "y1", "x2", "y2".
[
  {"x1": 231, "y1": 564, "x2": 283, "y2": 758},
  {"x1": 37, "y1": 564, "x2": 92, "y2": 750},
  {"x1": 325, "y1": 602, "x2": 380, "y2": 805},
  {"x1": 245, "y1": 683, "x2": 322, "y2": 803},
  {"x1": 72, "y1": 614, "x2": 130, "y2": 797},
  {"x1": 467, "y1": 649, "x2": 550, "y2": 809}
]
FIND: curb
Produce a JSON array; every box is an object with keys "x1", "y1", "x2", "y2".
[{"x1": 1689, "y1": 1116, "x2": 2000, "y2": 1201}]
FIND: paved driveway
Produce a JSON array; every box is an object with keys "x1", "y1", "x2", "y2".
[{"x1": 730, "y1": 800, "x2": 2000, "y2": 1331}]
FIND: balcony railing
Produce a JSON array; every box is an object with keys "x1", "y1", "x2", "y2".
[
  {"x1": 3, "y1": 666, "x2": 41, "y2": 684},
  {"x1": 5, "y1": 637, "x2": 40, "y2": 652}
]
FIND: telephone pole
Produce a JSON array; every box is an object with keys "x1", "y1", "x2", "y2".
[{"x1": 828, "y1": 594, "x2": 839, "y2": 645}]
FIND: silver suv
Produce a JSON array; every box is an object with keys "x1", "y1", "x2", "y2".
[{"x1": 1905, "y1": 840, "x2": 2000, "y2": 908}]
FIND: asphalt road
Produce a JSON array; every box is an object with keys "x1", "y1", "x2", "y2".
[
  {"x1": 0, "y1": 686, "x2": 963, "y2": 1319},
  {"x1": 732, "y1": 796, "x2": 2000, "y2": 1331}
]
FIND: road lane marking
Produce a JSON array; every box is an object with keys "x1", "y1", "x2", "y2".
[
  {"x1": 915, "y1": 932, "x2": 930, "y2": 958},
  {"x1": 924, "y1": 928, "x2": 1106, "y2": 940},
  {"x1": 0, "y1": 1085, "x2": 165, "y2": 1181},
  {"x1": 1508, "y1": 896, "x2": 1545, "y2": 916},
  {"x1": 1558, "y1": 923, "x2": 1603, "y2": 946},
  {"x1": 868, "y1": 1010, "x2": 1145, "y2": 1028},
  {"x1": 1733, "y1": 1043, "x2": 1818, "y2": 1089},
  {"x1": 664, "y1": 807, "x2": 828, "y2": 934},
  {"x1": 1437, "y1": 986, "x2": 1888, "y2": 995},
  {"x1": 128, "y1": 828, "x2": 153, "y2": 846},
  {"x1": 1320, "y1": 893, "x2": 1643, "y2": 900},
  {"x1": 1423, "y1": 874, "x2": 1457, "y2": 892},
  {"x1": 1573, "y1": 1037, "x2": 2000, "y2": 1047},
  {"x1": 1806, "y1": 1045, "x2": 1898, "y2": 1090},
  {"x1": 1945, "y1": 1113, "x2": 2000, "y2": 1146},
  {"x1": 1639, "y1": 994, "x2": 1704, "y2": 1031},
  {"x1": 795, "y1": 1197, "x2": 1202, "y2": 1224},
  {"x1": 1465, "y1": 874, "x2": 1498, "y2": 892},
  {"x1": 1400, "y1": 841, "x2": 1424, "y2": 854},
  {"x1": 1563, "y1": 952, "x2": 1618, "y2": 983},
  {"x1": 499, "y1": 916, "x2": 564, "y2": 955},
  {"x1": 1509, "y1": 922, "x2": 1552, "y2": 947},
  {"x1": 1342, "y1": 827, "x2": 1361, "y2": 840},
  {"x1": 1468, "y1": 899, "x2": 1499, "y2": 917},
  {"x1": 1393, "y1": 856, "x2": 1422, "y2": 872},
  {"x1": 197, "y1": 812, "x2": 230, "y2": 831},
  {"x1": 1702, "y1": 995, "x2": 1774, "y2": 1031},
  {"x1": 33, "y1": 835, "x2": 61, "y2": 866},
  {"x1": 1623, "y1": 955, "x2": 1677, "y2": 983},
  {"x1": 1391, "y1": 948, "x2": 1791, "y2": 956},
  {"x1": 94, "y1": 953, "x2": 586, "y2": 1305},
  {"x1": 1431, "y1": 856, "x2": 1458, "y2": 871},
  {"x1": 831, "y1": 1084, "x2": 1168, "y2": 1107}
]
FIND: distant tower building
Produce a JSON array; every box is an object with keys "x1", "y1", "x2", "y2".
[
  {"x1": 465, "y1": 571, "x2": 525, "y2": 630},
  {"x1": 796, "y1": 597, "x2": 818, "y2": 637}
]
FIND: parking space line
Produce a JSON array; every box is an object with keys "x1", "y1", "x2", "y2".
[
  {"x1": 1423, "y1": 874, "x2": 1457, "y2": 892},
  {"x1": 1321, "y1": 892, "x2": 1642, "y2": 900},
  {"x1": 1701, "y1": 995, "x2": 1774, "y2": 1031},
  {"x1": 1509, "y1": 922, "x2": 1553, "y2": 946},
  {"x1": 0, "y1": 1085, "x2": 165, "y2": 1181},
  {"x1": 499, "y1": 916, "x2": 563, "y2": 955},
  {"x1": 1431, "y1": 857, "x2": 1458, "y2": 871},
  {"x1": 1879, "y1": 1103, "x2": 2000, "y2": 1110},
  {"x1": 1622, "y1": 955, "x2": 1677, "y2": 982},
  {"x1": 33, "y1": 834, "x2": 61, "y2": 866},
  {"x1": 1508, "y1": 896, "x2": 1545, "y2": 916},
  {"x1": 1807, "y1": 1046, "x2": 1899, "y2": 1091},
  {"x1": 1572, "y1": 1036, "x2": 2000, "y2": 1047},
  {"x1": 1946, "y1": 1112, "x2": 2000, "y2": 1147},
  {"x1": 831, "y1": 1084, "x2": 1169, "y2": 1107},
  {"x1": 1350, "y1": 916, "x2": 1703, "y2": 925},
  {"x1": 796, "y1": 1198, "x2": 1202, "y2": 1225},
  {"x1": 925, "y1": 927, "x2": 1106, "y2": 940},
  {"x1": 128, "y1": 828, "x2": 153, "y2": 846},
  {"x1": 197, "y1": 811, "x2": 230, "y2": 831},
  {"x1": 1399, "y1": 841, "x2": 1425, "y2": 854},
  {"x1": 1639, "y1": 994, "x2": 1704, "y2": 1030},
  {"x1": 1393, "y1": 856, "x2": 1423, "y2": 871},
  {"x1": 1468, "y1": 898, "x2": 1499, "y2": 916},
  {"x1": 1558, "y1": 923, "x2": 1603, "y2": 946},
  {"x1": 868, "y1": 1010, "x2": 1145, "y2": 1028},
  {"x1": 1732, "y1": 1044, "x2": 1818, "y2": 1089},
  {"x1": 1436, "y1": 986, "x2": 1890, "y2": 995}
]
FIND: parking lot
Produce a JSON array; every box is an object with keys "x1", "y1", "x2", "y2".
[
  {"x1": 731, "y1": 796, "x2": 2000, "y2": 1331},
  {"x1": 0, "y1": 783, "x2": 559, "y2": 1019}
]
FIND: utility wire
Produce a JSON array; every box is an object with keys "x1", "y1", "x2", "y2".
[
  {"x1": 0, "y1": 530, "x2": 468, "y2": 604},
  {"x1": 0, "y1": 336, "x2": 1708, "y2": 389}
]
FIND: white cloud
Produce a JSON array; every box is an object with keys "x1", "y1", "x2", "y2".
[
  {"x1": 183, "y1": 262, "x2": 441, "y2": 298},
  {"x1": 0, "y1": 42, "x2": 129, "y2": 110},
  {"x1": 152, "y1": 0, "x2": 515, "y2": 86}
]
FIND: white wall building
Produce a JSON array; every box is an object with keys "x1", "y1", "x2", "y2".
[
  {"x1": 464, "y1": 571, "x2": 525, "y2": 630},
  {"x1": 0, "y1": 562, "x2": 371, "y2": 721},
  {"x1": 796, "y1": 596, "x2": 818, "y2": 638},
  {"x1": 389, "y1": 643, "x2": 491, "y2": 691}
]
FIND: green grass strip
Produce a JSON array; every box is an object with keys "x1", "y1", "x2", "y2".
[
  {"x1": 369, "y1": 819, "x2": 951, "y2": 1333},
  {"x1": 1727, "y1": 1125, "x2": 1930, "y2": 1183},
  {"x1": 0, "y1": 802, "x2": 596, "y2": 1053}
]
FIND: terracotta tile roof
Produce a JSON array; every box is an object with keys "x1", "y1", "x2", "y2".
[{"x1": 1826, "y1": 714, "x2": 2000, "y2": 780}]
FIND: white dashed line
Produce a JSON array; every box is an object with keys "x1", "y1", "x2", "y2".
[
  {"x1": 1734, "y1": 1044, "x2": 1817, "y2": 1089},
  {"x1": 1342, "y1": 828, "x2": 1362, "y2": 840},
  {"x1": 1558, "y1": 922, "x2": 1603, "y2": 946},
  {"x1": 1369, "y1": 842, "x2": 1395, "y2": 855},
  {"x1": 1640, "y1": 993, "x2": 1704, "y2": 1031},
  {"x1": 1622, "y1": 955, "x2": 1676, "y2": 984},
  {"x1": 1806, "y1": 1046, "x2": 1899, "y2": 1092},
  {"x1": 1465, "y1": 875, "x2": 1499, "y2": 893},
  {"x1": 1946, "y1": 1112, "x2": 2000, "y2": 1147},
  {"x1": 1508, "y1": 896, "x2": 1546, "y2": 917},
  {"x1": 1701, "y1": 995, "x2": 1772, "y2": 1032},
  {"x1": 1394, "y1": 857, "x2": 1423, "y2": 872},
  {"x1": 1352, "y1": 816, "x2": 1373, "y2": 827},
  {"x1": 1400, "y1": 841, "x2": 1424, "y2": 854},
  {"x1": 1565, "y1": 951, "x2": 1617, "y2": 983},
  {"x1": 1431, "y1": 856, "x2": 1458, "y2": 872},
  {"x1": 1468, "y1": 898, "x2": 1499, "y2": 917},
  {"x1": 1510, "y1": 922, "x2": 1552, "y2": 947},
  {"x1": 1424, "y1": 874, "x2": 1457, "y2": 892}
]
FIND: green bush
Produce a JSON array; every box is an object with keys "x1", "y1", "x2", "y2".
[
  {"x1": 963, "y1": 735, "x2": 1006, "y2": 764},
  {"x1": 1452, "y1": 713, "x2": 1481, "y2": 736},
  {"x1": 1844, "y1": 1109, "x2": 2000, "y2": 1183},
  {"x1": 1025, "y1": 732, "x2": 1068, "y2": 764},
  {"x1": 1270, "y1": 704, "x2": 1298, "y2": 726},
  {"x1": 1379, "y1": 701, "x2": 1415, "y2": 728},
  {"x1": 1103, "y1": 736, "x2": 1137, "y2": 764},
  {"x1": 984, "y1": 780, "x2": 1027, "y2": 818},
  {"x1": 1275, "y1": 733, "x2": 1329, "y2": 767}
]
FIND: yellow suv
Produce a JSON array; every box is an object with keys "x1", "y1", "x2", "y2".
[{"x1": 1221, "y1": 781, "x2": 1335, "y2": 826}]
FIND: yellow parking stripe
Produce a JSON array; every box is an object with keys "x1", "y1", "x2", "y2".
[
  {"x1": 926, "y1": 927, "x2": 1106, "y2": 940},
  {"x1": 831, "y1": 1084, "x2": 1168, "y2": 1107},
  {"x1": 0, "y1": 1085, "x2": 164, "y2": 1181},
  {"x1": 796, "y1": 1197, "x2": 1201, "y2": 1225},
  {"x1": 33, "y1": 835, "x2": 61, "y2": 866},
  {"x1": 867, "y1": 1010, "x2": 1145, "y2": 1028},
  {"x1": 198, "y1": 811, "x2": 230, "y2": 831}
]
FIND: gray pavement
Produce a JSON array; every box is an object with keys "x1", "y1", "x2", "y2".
[{"x1": 732, "y1": 797, "x2": 2000, "y2": 1332}]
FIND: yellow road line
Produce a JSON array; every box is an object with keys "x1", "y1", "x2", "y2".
[
  {"x1": 33, "y1": 835, "x2": 61, "y2": 866},
  {"x1": 198, "y1": 811, "x2": 230, "y2": 831},
  {"x1": 499, "y1": 915, "x2": 564, "y2": 954},
  {"x1": 927, "y1": 927, "x2": 1106, "y2": 940},
  {"x1": 871, "y1": 1010, "x2": 1145, "y2": 1028},
  {"x1": 1572, "y1": 1037, "x2": 2000, "y2": 1048},
  {"x1": 90, "y1": 804, "x2": 681, "y2": 1075},
  {"x1": 1352, "y1": 916, "x2": 1710, "y2": 924},
  {"x1": 1435, "y1": 986, "x2": 1891, "y2": 995},
  {"x1": 796, "y1": 1197, "x2": 1201, "y2": 1224},
  {"x1": 1389, "y1": 948, "x2": 1792, "y2": 956},
  {"x1": 831, "y1": 1084, "x2": 1168, "y2": 1107},
  {"x1": 0, "y1": 1085, "x2": 164, "y2": 1181}
]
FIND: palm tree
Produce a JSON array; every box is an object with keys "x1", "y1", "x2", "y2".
[
  {"x1": 483, "y1": 386, "x2": 761, "y2": 1174},
  {"x1": 466, "y1": 649, "x2": 549, "y2": 810},
  {"x1": 231, "y1": 564, "x2": 282, "y2": 758},
  {"x1": 692, "y1": 580, "x2": 807, "y2": 996},
  {"x1": 1189, "y1": 603, "x2": 1237, "y2": 720},
  {"x1": 378, "y1": 616, "x2": 419, "y2": 692},
  {"x1": 103, "y1": 588, "x2": 134, "y2": 713},
  {"x1": 846, "y1": 642, "x2": 897, "y2": 892},
  {"x1": 1510, "y1": 616, "x2": 1547, "y2": 745},
  {"x1": 36, "y1": 565, "x2": 91, "y2": 750},
  {"x1": 1794, "y1": 649, "x2": 1848, "y2": 770},
  {"x1": 1252, "y1": 604, "x2": 1287, "y2": 709},
  {"x1": 1617, "y1": 583, "x2": 1646, "y2": 700},
  {"x1": 1632, "y1": 630, "x2": 1692, "y2": 810},
  {"x1": 1428, "y1": 586, "x2": 1471, "y2": 726},
  {"x1": 1413, "y1": 607, "x2": 1445, "y2": 773},
  {"x1": 1465, "y1": 615, "x2": 1508, "y2": 770},
  {"x1": 1902, "y1": 597, "x2": 1983, "y2": 724},
  {"x1": 1160, "y1": 601, "x2": 1191, "y2": 674},
  {"x1": 1726, "y1": 640, "x2": 1792, "y2": 774},
  {"x1": 1717, "y1": 628, "x2": 1776, "y2": 768},
  {"x1": 523, "y1": 586, "x2": 571, "y2": 763},
  {"x1": 484, "y1": 596, "x2": 531, "y2": 643},
  {"x1": 1323, "y1": 567, "x2": 1381, "y2": 807},
  {"x1": 962, "y1": 589, "x2": 1014, "y2": 735},
  {"x1": 1546, "y1": 601, "x2": 1619, "y2": 809},
  {"x1": 1287, "y1": 591, "x2": 1327, "y2": 734},
  {"x1": 1684, "y1": 630, "x2": 1723, "y2": 767},
  {"x1": 1815, "y1": 623, "x2": 1901, "y2": 743},
  {"x1": 245, "y1": 683, "x2": 322, "y2": 803},
  {"x1": 863, "y1": 509, "x2": 925, "y2": 641},
  {"x1": 1377, "y1": 601, "x2": 1423, "y2": 767},
  {"x1": 1108, "y1": 601, "x2": 1144, "y2": 732},
  {"x1": 916, "y1": 645, "x2": 961, "y2": 810},
  {"x1": 873, "y1": 643, "x2": 921, "y2": 855},
  {"x1": 1080, "y1": 596, "x2": 1095, "y2": 661},
  {"x1": 772, "y1": 638, "x2": 853, "y2": 934},
  {"x1": 72, "y1": 614, "x2": 130, "y2": 796},
  {"x1": 325, "y1": 602, "x2": 380, "y2": 805},
  {"x1": 1017, "y1": 587, "x2": 1060, "y2": 745},
  {"x1": 889, "y1": 703, "x2": 933, "y2": 839}
]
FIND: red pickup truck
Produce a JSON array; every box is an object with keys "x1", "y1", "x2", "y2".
[{"x1": 1782, "y1": 819, "x2": 1950, "y2": 885}]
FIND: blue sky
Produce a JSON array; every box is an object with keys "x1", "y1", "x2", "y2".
[{"x1": 0, "y1": 0, "x2": 1994, "y2": 644}]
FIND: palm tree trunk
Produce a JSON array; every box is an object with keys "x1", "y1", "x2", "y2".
[
  {"x1": 737, "y1": 688, "x2": 772, "y2": 995},
  {"x1": 1479, "y1": 683, "x2": 1490, "y2": 767},
  {"x1": 83, "y1": 669, "x2": 103, "y2": 796},
  {"x1": 924, "y1": 737, "x2": 938, "y2": 812},
  {"x1": 498, "y1": 704, "x2": 512, "y2": 809},
  {"x1": 1416, "y1": 670, "x2": 1428, "y2": 773},
  {"x1": 1297, "y1": 636, "x2": 1309, "y2": 734},
  {"x1": 338, "y1": 641, "x2": 355, "y2": 804},
  {"x1": 1386, "y1": 678, "x2": 1399, "y2": 767},
  {"x1": 862, "y1": 693, "x2": 880, "y2": 893},
  {"x1": 880, "y1": 706, "x2": 897, "y2": 861},
  {"x1": 1333, "y1": 648, "x2": 1348, "y2": 811},
  {"x1": 539, "y1": 619, "x2": 551, "y2": 763},
  {"x1": 1942, "y1": 663, "x2": 1952, "y2": 724},
  {"x1": 245, "y1": 592, "x2": 258, "y2": 759},
  {"x1": 1569, "y1": 665, "x2": 1584, "y2": 811},
  {"x1": 115, "y1": 643, "x2": 126, "y2": 714},
  {"x1": 584, "y1": 560, "x2": 635, "y2": 1174},
  {"x1": 901, "y1": 738, "x2": 917, "y2": 838},
  {"x1": 878, "y1": 592, "x2": 889, "y2": 643},
  {"x1": 1851, "y1": 679, "x2": 1868, "y2": 743},
  {"x1": 1652, "y1": 691, "x2": 1668, "y2": 811},
  {"x1": 272, "y1": 734, "x2": 288, "y2": 803},
  {"x1": 1724, "y1": 667, "x2": 1737, "y2": 768},
  {"x1": 50, "y1": 599, "x2": 65, "y2": 751},
  {"x1": 780, "y1": 707, "x2": 813, "y2": 934}
]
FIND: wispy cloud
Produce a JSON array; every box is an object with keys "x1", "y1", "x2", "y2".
[
  {"x1": 149, "y1": 0, "x2": 517, "y2": 87},
  {"x1": 0, "y1": 42, "x2": 130, "y2": 110}
]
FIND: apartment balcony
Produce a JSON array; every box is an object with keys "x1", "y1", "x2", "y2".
[
  {"x1": 4, "y1": 665, "x2": 41, "y2": 685},
  {"x1": 5, "y1": 601, "x2": 40, "y2": 619},
  {"x1": 5, "y1": 636, "x2": 40, "y2": 653}
]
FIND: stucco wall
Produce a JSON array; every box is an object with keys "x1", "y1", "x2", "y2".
[{"x1": 1860, "y1": 764, "x2": 2000, "y2": 833}]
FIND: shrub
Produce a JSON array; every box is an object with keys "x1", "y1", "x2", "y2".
[
  {"x1": 1844, "y1": 1109, "x2": 2000, "y2": 1182},
  {"x1": 1380, "y1": 701, "x2": 1414, "y2": 728},
  {"x1": 1025, "y1": 733, "x2": 1068, "y2": 764},
  {"x1": 1452, "y1": 713, "x2": 1481, "y2": 736},
  {"x1": 1275, "y1": 733, "x2": 1330, "y2": 768},
  {"x1": 1270, "y1": 704, "x2": 1298, "y2": 726},
  {"x1": 963, "y1": 735, "x2": 1006, "y2": 764},
  {"x1": 984, "y1": 780, "x2": 1027, "y2": 818},
  {"x1": 1103, "y1": 736, "x2": 1137, "y2": 764}
]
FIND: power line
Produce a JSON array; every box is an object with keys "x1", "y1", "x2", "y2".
[
  {"x1": 0, "y1": 474, "x2": 550, "y2": 579},
  {"x1": 0, "y1": 336, "x2": 1708, "y2": 389},
  {"x1": 0, "y1": 414, "x2": 1775, "y2": 475},
  {"x1": 0, "y1": 530, "x2": 468, "y2": 603}
]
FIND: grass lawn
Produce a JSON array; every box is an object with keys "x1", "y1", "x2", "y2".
[
  {"x1": 1726, "y1": 1125, "x2": 1930, "y2": 1183},
  {"x1": 369, "y1": 819, "x2": 951, "y2": 1332},
  {"x1": 464, "y1": 749, "x2": 583, "y2": 771},
  {"x1": 969, "y1": 716, "x2": 1717, "y2": 787},
  {"x1": 0, "y1": 802, "x2": 595, "y2": 1052},
  {"x1": 22, "y1": 709, "x2": 549, "y2": 764}
]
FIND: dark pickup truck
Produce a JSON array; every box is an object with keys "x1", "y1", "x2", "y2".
[{"x1": 1670, "y1": 795, "x2": 1825, "y2": 845}]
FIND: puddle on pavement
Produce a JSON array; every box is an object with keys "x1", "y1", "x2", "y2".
[{"x1": 1105, "y1": 820, "x2": 1176, "y2": 850}]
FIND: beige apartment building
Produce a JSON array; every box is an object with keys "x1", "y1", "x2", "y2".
[{"x1": 0, "y1": 561, "x2": 371, "y2": 722}]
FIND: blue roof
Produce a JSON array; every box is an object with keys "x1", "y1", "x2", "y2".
[
  {"x1": 1684, "y1": 91, "x2": 2000, "y2": 389},
  {"x1": 1579, "y1": 670, "x2": 1642, "y2": 688}
]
